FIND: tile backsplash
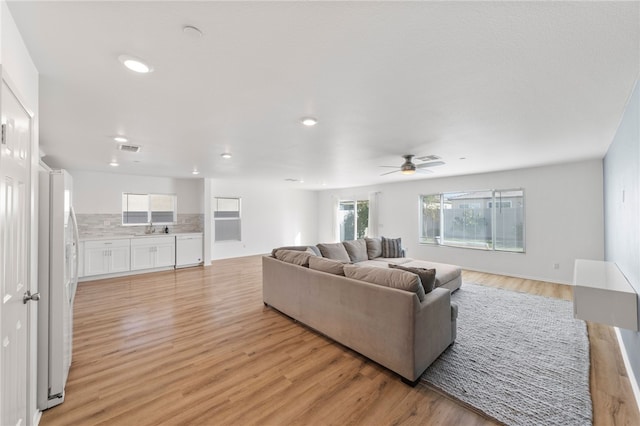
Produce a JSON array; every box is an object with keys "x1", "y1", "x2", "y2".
[{"x1": 76, "y1": 213, "x2": 204, "y2": 239}]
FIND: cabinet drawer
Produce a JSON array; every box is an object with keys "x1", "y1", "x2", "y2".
[
  {"x1": 84, "y1": 239, "x2": 130, "y2": 249},
  {"x1": 130, "y1": 236, "x2": 175, "y2": 247}
]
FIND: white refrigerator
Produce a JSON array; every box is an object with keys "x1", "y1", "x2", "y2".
[{"x1": 37, "y1": 168, "x2": 79, "y2": 409}]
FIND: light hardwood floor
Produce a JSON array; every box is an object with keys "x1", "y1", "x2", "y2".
[{"x1": 41, "y1": 256, "x2": 639, "y2": 425}]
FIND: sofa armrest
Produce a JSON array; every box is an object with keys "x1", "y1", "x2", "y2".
[{"x1": 411, "y1": 287, "x2": 454, "y2": 380}]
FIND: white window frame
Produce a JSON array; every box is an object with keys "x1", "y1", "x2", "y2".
[
  {"x1": 122, "y1": 193, "x2": 177, "y2": 226},
  {"x1": 419, "y1": 188, "x2": 525, "y2": 252},
  {"x1": 338, "y1": 198, "x2": 369, "y2": 241},
  {"x1": 213, "y1": 197, "x2": 242, "y2": 242}
]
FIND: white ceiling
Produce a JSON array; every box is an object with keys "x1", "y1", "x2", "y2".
[{"x1": 7, "y1": 1, "x2": 640, "y2": 189}]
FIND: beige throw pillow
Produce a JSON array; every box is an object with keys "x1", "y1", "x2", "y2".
[
  {"x1": 342, "y1": 239, "x2": 368, "y2": 263},
  {"x1": 365, "y1": 237, "x2": 382, "y2": 259},
  {"x1": 274, "y1": 249, "x2": 312, "y2": 267},
  {"x1": 309, "y1": 256, "x2": 347, "y2": 275},
  {"x1": 343, "y1": 265, "x2": 425, "y2": 302},
  {"x1": 317, "y1": 242, "x2": 351, "y2": 263}
]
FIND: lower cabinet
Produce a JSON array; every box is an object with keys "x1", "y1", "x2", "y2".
[
  {"x1": 130, "y1": 236, "x2": 176, "y2": 271},
  {"x1": 84, "y1": 239, "x2": 131, "y2": 277}
]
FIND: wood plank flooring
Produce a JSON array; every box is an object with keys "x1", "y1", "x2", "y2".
[{"x1": 40, "y1": 257, "x2": 639, "y2": 425}]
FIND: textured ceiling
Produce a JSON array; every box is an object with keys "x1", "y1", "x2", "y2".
[{"x1": 7, "y1": 1, "x2": 640, "y2": 189}]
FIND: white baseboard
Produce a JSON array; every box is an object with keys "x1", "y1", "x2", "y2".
[{"x1": 615, "y1": 327, "x2": 640, "y2": 414}]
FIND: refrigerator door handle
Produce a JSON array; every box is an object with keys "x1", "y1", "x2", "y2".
[{"x1": 70, "y1": 205, "x2": 80, "y2": 303}]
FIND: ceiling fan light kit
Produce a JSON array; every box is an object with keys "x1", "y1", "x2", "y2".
[{"x1": 380, "y1": 154, "x2": 444, "y2": 176}]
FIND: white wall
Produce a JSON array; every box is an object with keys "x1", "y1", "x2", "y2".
[
  {"x1": 206, "y1": 179, "x2": 318, "y2": 260},
  {"x1": 69, "y1": 170, "x2": 204, "y2": 214},
  {"x1": 0, "y1": 1, "x2": 40, "y2": 424},
  {"x1": 318, "y1": 160, "x2": 604, "y2": 284}
]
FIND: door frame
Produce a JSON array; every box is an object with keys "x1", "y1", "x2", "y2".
[{"x1": 0, "y1": 66, "x2": 38, "y2": 425}]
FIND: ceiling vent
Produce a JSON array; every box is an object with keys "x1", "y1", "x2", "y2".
[
  {"x1": 118, "y1": 143, "x2": 142, "y2": 153},
  {"x1": 416, "y1": 154, "x2": 441, "y2": 162}
]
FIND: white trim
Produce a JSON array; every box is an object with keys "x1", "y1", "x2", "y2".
[{"x1": 615, "y1": 327, "x2": 640, "y2": 415}]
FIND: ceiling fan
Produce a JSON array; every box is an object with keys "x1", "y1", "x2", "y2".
[{"x1": 380, "y1": 154, "x2": 445, "y2": 176}]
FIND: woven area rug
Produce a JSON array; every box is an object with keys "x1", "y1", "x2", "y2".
[{"x1": 421, "y1": 283, "x2": 592, "y2": 426}]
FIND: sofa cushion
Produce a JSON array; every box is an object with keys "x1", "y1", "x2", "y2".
[
  {"x1": 342, "y1": 239, "x2": 369, "y2": 263},
  {"x1": 389, "y1": 264, "x2": 436, "y2": 293},
  {"x1": 381, "y1": 236, "x2": 402, "y2": 258},
  {"x1": 309, "y1": 256, "x2": 347, "y2": 276},
  {"x1": 274, "y1": 249, "x2": 312, "y2": 267},
  {"x1": 343, "y1": 265, "x2": 425, "y2": 302},
  {"x1": 365, "y1": 237, "x2": 383, "y2": 259},
  {"x1": 271, "y1": 245, "x2": 321, "y2": 257},
  {"x1": 402, "y1": 260, "x2": 461, "y2": 288},
  {"x1": 317, "y1": 242, "x2": 351, "y2": 263}
]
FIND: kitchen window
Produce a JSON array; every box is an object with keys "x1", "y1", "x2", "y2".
[{"x1": 122, "y1": 193, "x2": 177, "y2": 225}]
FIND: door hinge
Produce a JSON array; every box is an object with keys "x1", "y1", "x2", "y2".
[{"x1": 1, "y1": 124, "x2": 6, "y2": 145}]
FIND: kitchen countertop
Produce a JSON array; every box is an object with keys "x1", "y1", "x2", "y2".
[{"x1": 80, "y1": 232, "x2": 203, "y2": 242}]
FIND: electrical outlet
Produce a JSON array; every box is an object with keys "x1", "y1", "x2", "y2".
[
  {"x1": 553, "y1": 263, "x2": 560, "y2": 270},
  {"x1": 103, "y1": 220, "x2": 110, "y2": 226}
]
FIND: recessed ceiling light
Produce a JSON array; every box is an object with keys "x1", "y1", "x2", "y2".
[
  {"x1": 113, "y1": 136, "x2": 128, "y2": 143},
  {"x1": 220, "y1": 153, "x2": 232, "y2": 159},
  {"x1": 301, "y1": 117, "x2": 318, "y2": 126},
  {"x1": 459, "y1": 157, "x2": 467, "y2": 160},
  {"x1": 183, "y1": 25, "x2": 203, "y2": 38},
  {"x1": 109, "y1": 161, "x2": 119, "y2": 167},
  {"x1": 192, "y1": 170, "x2": 200, "y2": 175},
  {"x1": 118, "y1": 55, "x2": 153, "y2": 73}
]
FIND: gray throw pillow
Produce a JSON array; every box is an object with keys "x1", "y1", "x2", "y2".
[
  {"x1": 316, "y1": 242, "x2": 351, "y2": 263},
  {"x1": 365, "y1": 237, "x2": 382, "y2": 259},
  {"x1": 389, "y1": 264, "x2": 436, "y2": 293},
  {"x1": 309, "y1": 256, "x2": 346, "y2": 275},
  {"x1": 381, "y1": 236, "x2": 402, "y2": 258},
  {"x1": 342, "y1": 239, "x2": 368, "y2": 263}
]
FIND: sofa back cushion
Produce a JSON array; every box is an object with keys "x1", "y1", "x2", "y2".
[
  {"x1": 389, "y1": 264, "x2": 436, "y2": 293},
  {"x1": 317, "y1": 242, "x2": 351, "y2": 263},
  {"x1": 342, "y1": 239, "x2": 368, "y2": 263},
  {"x1": 365, "y1": 237, "x2": 382, "y2": 259},
  {"x1": 381, "y1": 236, "x2": 403, "y2": 258},
  {"x1": 309, "y1": 256, "x2": 347, "y2": 276},
  {"x1": 271, "y1": 245, "x2": 321, "y2": 257},
  {"x1": 274, "y1": 249, "x2": 313, "y2": 267},
  {"x1": 343, "y1": 265, "x2": 426, "y2": 302}
]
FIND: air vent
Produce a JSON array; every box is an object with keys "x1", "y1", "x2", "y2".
[
  {"x1": 284, "y1": 178, "x2": 299, "y2": 182},
  {"x1": 118, "y1": 143, "x2": 142, "y2": 153},
  {"x1": 416, "y1": 154, "x2": 441, "y2": 161}
]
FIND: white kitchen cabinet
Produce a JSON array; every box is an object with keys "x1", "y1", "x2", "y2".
[
  {"x1": 130, "y1": 236, "x2": 175, "y2": 271},
  {"x1": 176, "y1": 233, "x2": 203, "y2": 268},
  {"x1": 84, "y1": 239, "x2": 131, "y2": 277}
]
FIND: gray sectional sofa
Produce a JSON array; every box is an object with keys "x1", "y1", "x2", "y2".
[{"x1": 262, "y1": 237, "x2": 461, "y2": 384}]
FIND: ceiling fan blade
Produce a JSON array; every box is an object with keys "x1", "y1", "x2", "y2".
[
  {"x1": 416, "y1": 161, "x2": 445, "y2": 168},
  {"x1": 379, "y1": 165, "x2": 399, "y2": 168},
  {"x1": 380, "y1": 170, "x2": 400, "y2": 176},
  {"x1": 416, "y1": 168, "x2": 434, "y2": 174}
]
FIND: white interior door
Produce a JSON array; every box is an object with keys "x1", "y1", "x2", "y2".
[{"x1": 0, "y1": 76, "x2": 32, "y2": 425}]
